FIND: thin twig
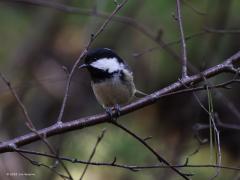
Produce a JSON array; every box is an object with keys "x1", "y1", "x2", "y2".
[
  {"x1": 133, "y1": 26, "x2": 240, "y2": 58},
  {"x1": 6, "y1": 0, "x2": 240, "y2": 73},
  {"x1": 79, "y1": 129, "x2": 106, "y2": 180},
  {"x1": 13, "y1": 147, "x2": 240, "y2": 172},
  {"x1": 3, "y1": 0, "x2": 184, "y2": 66},
  {"x1": 179, "y1": 71, "x2": 222, "y2": 179},
  {"x1": 0, "y1": 72, "x2": 73, "y2": 179},
  {"x1": 0, "y1": 72, "x2": 34, "y2": 128},
  {"x1": 18, "y1": 152, "x2": 69, "y2": 179},
  {"x1": 205, "y1": 85, "x2": 221, "y2": 179},
  {"x1": 110, "y1": 121, "x2": 190, "y2": 180},
  {"x1": 194, "y1": 112, "x2": 240, "y2": 131},
  {"x1": 176, "y1": 0, "x2": 188, "y2": 78},
  {"x1": 133, "y1": 31, "x2": 206, "y2": 57},
  {"x1": 182, "y1": 0, "x2": 207, "y2": 16},
  {"x1": 204, "y1": 27, "x2": 240, "y2": 34},
  {"x1": 159, "y1": 79, "x2": 240, "y2": 98},
  {"x1": 57, "y1": 0, "x2": 129, "y2": 123}
]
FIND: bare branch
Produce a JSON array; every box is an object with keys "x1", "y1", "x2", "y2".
[
  {"x1": 2, "y1": 0, "x2": 183, "y2": 65},
  {"x1": 79, "y1": 129, "x2": 106, "y2": 180},
  {"x1": 0, "y1": 50, "x2": 239, "y2": 154},
  {"x1": 194, "y1": 114, "x2": 240, "y2": 131},
  {"x1": 1, "y1": 1, "x2": 240, "y2": 179},
  {"x1": 13, "y1": 147, "x2": 240, "y2": 172},
  {"x1": 0, "y1": 72, "x2": 73, "y2": 179},
  {"x1": 0, "y1": 72, "x2": 34, "y2": 128},
  {"x1": 111, "y1": 121, "x2": 190, "y2": 179},
  {"x1": 176, "y1": 0, "x2": 188, "y2": 78},
  {"x1": 182, "y1": 0, "x2": 207, "y2": 16},
  {"x1": 204, "y1": 27, "x2": 240, "y2": 34},
  {"x1": 18, "y1": 152, "x2": 69, "y2": 179},
  {"x1": 133, "y1": 31, "x2": 206, "y2": 57}
]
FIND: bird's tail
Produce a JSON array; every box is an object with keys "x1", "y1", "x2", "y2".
[{"x1": 134, "y1": 89, "x2": 148, "y2": 98}]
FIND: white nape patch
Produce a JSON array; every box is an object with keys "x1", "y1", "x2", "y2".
[
  {"x1": 90, "y1": 57, "x2": 124, "y2": 73},
  {"x1": 103, "y1": 48, "x2": 111, "y2": 51}
]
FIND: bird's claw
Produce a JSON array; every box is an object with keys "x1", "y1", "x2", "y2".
[
  {"x1": 105, "y1": 104, "x2": 121, "y2": 121},
  {"x1": 105, "y1": 108, "x2": 114, "y2": 121},
  {"x1": 114, "y1": 104, "x2": 121, "y2": 117}
]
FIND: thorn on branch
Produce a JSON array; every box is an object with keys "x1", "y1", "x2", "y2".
[
  {"x1": 0, "y1": 72, "x2": 11, "y2": 86},
  {"x1": 25, "y1": 122, "x2": 31, "y2": 129},
  {"x1": 143, "y1": 136, "x2": 153, "y2": 141},
  {"x1": 226, "y1": 64, "x2": 240, "y2": 74},
  {"x1": 131, "y1": 168, "x2": 140, "y2": 172},
  {"x1": 72, "y1": 158, "x2": 78, "y2": 163},
  {"x1": 52, "y1": 160, "x2": 60, "y2": 169},
  {"x1": 32, "y1": 160, "x2": 41, "y2": 166},
  {"x1": 223, "y1": 85, "x2": 232, "y2": 89},
  {"x1": 172, "y1": 13, "x2": 178, "y2": 21},
  {"x1": 111, "y1": 157, "x2": 117, "y2": 165},
  {"x1": 62, "y1": 65, "x2": 69, "y2": 75},
  {"x1": 98, "y1": 128, "x2": 107, "y2": 139},
  {"x1": 42, "y1": 132, "x2": 47, "y2": 139},
  {"x1": 156, "y1": 29, "x2": 163, "y2": 41},
  {"x1": 184, "y1": 158, "x2": 189, "y2": 166},
  {"x1": 56, "y1": 121, "x2": 63, "y2": 127},
  {"x1": 6, "y1": 80, "x2": 11, "y2": 87},
  {"x1": 113, "y1": 0, "x2": 119, "y2": 6},
  {"x1": 177, "y1": 78, "x2": 191, "y2": 88},
  {"x1": 193, "y1": 126, "x2": 209, "y2": 144},
  {"x1": 185, "y1": 172, "x2": 195, "y2": 177},
  {"x1": 90, "y1": 33, "x2": 95, "y2": 41},
  {"x1": 9, "y1": 143, "x2": 17, "y2": 150}
]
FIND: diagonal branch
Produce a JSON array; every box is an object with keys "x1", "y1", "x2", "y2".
[
  {"x1": 0, "y1": 50, "x2": 239, "y2": 154},
  {"x1": 0, "y1": 73, "x2": 34, "y2": 128},
  {"x1": 0, "y1": 73, "x2": 74, "y2": 179},
  {"x1": 111, "y1": 121, "x2": 190, "y2": 179},
  {"x1": 79, "y1": 129, "x2": 106, "y2": 180}
]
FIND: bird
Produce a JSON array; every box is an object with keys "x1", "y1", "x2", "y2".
[{"x1": 79, "y1": 48, "x2": 146, "y2": 118}]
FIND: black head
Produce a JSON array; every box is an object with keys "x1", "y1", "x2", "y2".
[
  {"x1": 79, "y1": 48, "x2": 127, "y2": 82},
  {"x1": 84, "y1": 48, "x2": 124, "y2": 65}
]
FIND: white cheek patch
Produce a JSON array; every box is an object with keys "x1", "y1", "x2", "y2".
[{"x1": 90, "y1": 57, "x2": 124, "y2": 73}]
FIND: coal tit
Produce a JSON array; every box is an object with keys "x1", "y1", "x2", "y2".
[{"x1": 79, "y1": 48, "x2": 145, "y2": 117}]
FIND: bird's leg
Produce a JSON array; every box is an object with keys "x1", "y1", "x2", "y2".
[
  {"x1": 105, "y1": 104, "x2": 121, "y2": 121},
  {"x1": 113, "y1": 104, "x2": 121, "y2": 117},
  {"x1": 105, "y1": 107, "x2": 115, "y2": 121}
]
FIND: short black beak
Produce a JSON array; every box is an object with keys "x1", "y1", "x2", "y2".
[{"x1": 79, "y1": 64, "x2": 88, "y2": 69}]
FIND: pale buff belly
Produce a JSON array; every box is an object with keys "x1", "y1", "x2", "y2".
[{"x1": 91, "y1": 78, "x2": 134, "y2": 108}]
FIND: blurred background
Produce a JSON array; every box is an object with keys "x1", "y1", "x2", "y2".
[{"x1": 0, "y1": 0, "x2": 240, "y2": 179}]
